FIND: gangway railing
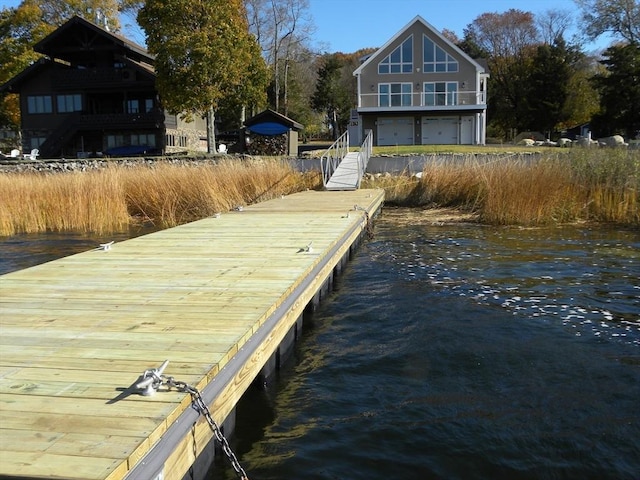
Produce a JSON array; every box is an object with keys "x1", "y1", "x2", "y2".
[
  {"x1": 355, "y1": 129, "x2": 373, "y2": 188},
  {"x1": 321, "y1": 131, "x2": 349, "y2": 188}
]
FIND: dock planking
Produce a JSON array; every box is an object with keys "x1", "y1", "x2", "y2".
[{"x1": 0, "y1": 189, "x2": 384, "y2": 480}]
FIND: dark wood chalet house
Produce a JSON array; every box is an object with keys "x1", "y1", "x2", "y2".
[{"x1": 1, "y1": 15, "x2": 208, "y2": 158}]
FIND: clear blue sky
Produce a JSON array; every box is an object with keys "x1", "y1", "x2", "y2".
[
  {"x1": 0, "y1": 0, "x2": 613, "y2": 53},
  {"x1": 307, "y1": 0, "x2": 612, "y2": 53}
]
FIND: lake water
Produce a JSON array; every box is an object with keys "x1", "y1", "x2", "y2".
[
  {"x1": 1, "y1": 210, "x2": 638, "y2": 480},
  {"x1": 0, "y1": 227, "x2": 156, "y2": 275},
  {"x1": 220, "y1": 209, "x2": 640, "y2": 480}
]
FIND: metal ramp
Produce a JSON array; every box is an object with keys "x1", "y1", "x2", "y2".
[{"x1": 321, "y1": 130, "x2": 373, "y2": 191}]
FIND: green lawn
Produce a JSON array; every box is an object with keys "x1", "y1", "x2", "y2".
[
  {"x1": 300, "y1": 141, "x2": 567, "y2": 157},
  {"x1": 369, "y1": 144, "x2": 566, "y2": 155}
]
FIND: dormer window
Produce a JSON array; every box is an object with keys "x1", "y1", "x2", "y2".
[
  {"x1": 378, "y1": 36, "x2": 413, "y2": 74},
  {"x1": 423, "y1": 35, "x2": 458, "y2": 73}
]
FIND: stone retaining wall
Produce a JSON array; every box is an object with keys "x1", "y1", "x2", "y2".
[
  {"x1": 0, "y1": 155, "x2": 250, "y2": 174},
  {"x1": 0, "y1": 152, "x2": 540, "y2": 175}
]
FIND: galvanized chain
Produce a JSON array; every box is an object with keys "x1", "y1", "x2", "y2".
[
  {"x1": 363, "y1": 210, "x2": 374, "y2": 239},
  {"x1": 162, "y1": 376, "x2": 249, "y2": 480},
  {"x1": 353, "y1": 205, "x2": 375, "y2": 239}
]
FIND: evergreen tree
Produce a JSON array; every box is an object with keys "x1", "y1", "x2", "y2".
[
  {"x1": 591, "y1": 43, "x2": 640, "y2": 138},
  {"x1": 526, "y1": 37, "x2": 573, "y2": 134},
  {"x1": 311, "y1": 54, "x2": 351, "y2": 140}
]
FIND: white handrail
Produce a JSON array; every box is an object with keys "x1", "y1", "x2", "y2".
[
  {"x1": 320, "y1": 131, "x2": 350, "y2": 188},
  {"x1": 356, "y1": 129, "x2": 373, "y2": 187}
]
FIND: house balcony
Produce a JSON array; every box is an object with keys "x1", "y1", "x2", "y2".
[
  {"x1": 357, "y1": 91, "x2": 486, "y2": 113},
  {"x1": 74, "y1": 112, "x2": 164, "y2": 130},
  {"x1": 51, "y1": 67, "x2": 145, "y2": 89}
]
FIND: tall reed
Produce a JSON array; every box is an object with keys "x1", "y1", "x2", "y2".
[
  {"x1": 363, "y1": 149, "x2": 639, "y2": 226},
  {"x1": 0, "y1": 169, "x2": 130, "y2": 236},
  {"x1": 569, "y1": 148, "x2": 639, "y2": 224},
  {"x1": 124, "y1": 158, "x2": 318, "y2": 227},
  {"x1": 0, "y1": 159, "x2": 320, "y2": 236}
]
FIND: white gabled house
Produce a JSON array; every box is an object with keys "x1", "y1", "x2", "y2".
[{"x1": 352, "y1": 15, "x2": 489, "y2": 146}]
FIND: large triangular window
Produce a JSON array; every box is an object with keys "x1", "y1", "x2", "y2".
[
  {"x1": 423, "y1": 35, "x2": 458, "y2": 73},
  {"x1": 378, "y1": 36, "x2": 413, "y2": 74}
]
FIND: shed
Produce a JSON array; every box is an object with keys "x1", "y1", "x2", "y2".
[{"x1": 244, "y1": 109, "x2": 303, "y2": 156}]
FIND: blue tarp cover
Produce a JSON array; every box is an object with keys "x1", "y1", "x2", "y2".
[
  {"x1": 105, "y1": 145, "x2": 155, "y2": 156},
  {"x1": 246, "y1": 122, "x2": 289, "y2": 135}
]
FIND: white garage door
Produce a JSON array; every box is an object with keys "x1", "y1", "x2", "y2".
[
  {"x1": 377, "y1": 117, "x2": 414, "y2": 146},
  {"x1": 421, "y1": 117, "x2": 458, "y2": 145},
  {"x1": 460, "y1": 116, "x2": 474, "y2": 144}
]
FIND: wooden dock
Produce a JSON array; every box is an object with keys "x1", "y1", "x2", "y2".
[{"x1": 0, "y1": 189, "x2": 385, "y2": 480}]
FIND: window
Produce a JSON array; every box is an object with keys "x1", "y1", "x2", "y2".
[
  {"x1": 107, "y1": 134, "x2": 156, "y2": 148},
  {"x1": 27, "y1": 96, "x2": 53, "y2": 114},
  {"x1": 423, "y1": 36, "x2": 458, "y2": 73},
  {"x1": 57, "y1": 94, "x2": 82, "y2": 113},
  {"x1": 30, "y1": 137, "x2": 46, "y2": 149},
  {"x1": 424, "y1": 82, "x2": 458, "y2": 106},
  {"x1": 126, "y1": 98, "x2": 155, "y2": 114},
  {"x1": 126, "y1": 99, "x2": 139, "y2": 114},
  {"x1": 166, "y1": 134, "x2": 188, "y2": 147},
  {"x1": 131, "y1": 134, "x2": 156, "y2": 146},
  {"x1": 106, "y1": 135, "x2": 125, "y2": 149},
  {"x1": 378, "y1": 36, "x2": 413, "y2": 74},
  {"x1": 379, "y1": 83, "x2": 412, "y2": 107}
]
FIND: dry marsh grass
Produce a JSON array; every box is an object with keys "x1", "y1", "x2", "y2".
[
  {"x1": 362, "y1": 149, "x2": 639, "y2": 226},
  {"x1": 0, "y1": 159, "x2": 320, "y2": 236},
  {"x1": 0, "y1": 169, "x2": 131, "y2": 236},
  {"x1": 1, "y1": 150, "x2": 636, "y2": 236}
]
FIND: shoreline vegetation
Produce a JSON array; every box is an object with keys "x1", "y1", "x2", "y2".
[
  {"x1": 0, "y1": 149, "x2": 638, "y2": 237},
  {"x1": 365, "y1": 148, "x2": 639, "y2": 227}
]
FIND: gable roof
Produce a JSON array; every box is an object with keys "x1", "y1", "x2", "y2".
[
  {"x1": 1, "y1": 14, "x2": 156, "y2": 94},
  {"x1": 244, "y1": 109, "x2": 303, "y2": 132},
  {"x1": 353, "y1": 15, "x2": 485, "y2": 76},
  {"x1": 34, "y1": 15, "x2": 152, "y2": 65}
]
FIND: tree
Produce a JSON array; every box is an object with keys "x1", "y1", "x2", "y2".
[
  {"x1": 575, "y1": 0, "x2": 640, "y2": 45},
  {"x1": 311, "y1": 54, "x2": 351, "y2": 139},
  {"x1": 464, "y1": 9, "x2": 541, "y2": 137},
  {"x1": 537, "y1": 9, "x2": 573, "y2": 45},
  {"x1": 138, "y1": 0, "x2": 268, "y2": 152},
  {"x1": 561, "y1": 54, "x2": 601, "y2": 130},
  {"x1": 456, "y1": 32, "x2": 490, "y2": 60},
  {"x1": 245, "y1": 0, "x2": 315, "y2": 115},
  {"x1": 279, "y1": 47, "x2": 320, "y2": 135},
  {"x1": 526, "y1": 38, "x2": 574, "y2": 134},
  {"x1": 591, "y1": 43, "x2": 640, "y2": 138},
  {"x1": 464, "y1": 9, "x2": 539, "y2": 58},
  {"x1": 36, "y1": 0, "x2": 121, "y2": 31},
  {"x1": 0, "y1": 4, "x2": 52, "y2": 131}
]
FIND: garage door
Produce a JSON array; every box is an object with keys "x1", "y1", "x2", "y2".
[
  {"x1": 377, "y1": 117, "x2": 414, "y2": 146},
  {"x1": 421, "y1": 117, "x2": 458, "y2": 145}
]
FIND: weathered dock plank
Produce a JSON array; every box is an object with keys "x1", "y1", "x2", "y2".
[{"x1": 0, "y1": 189, "x2": 384, "y2": 480}]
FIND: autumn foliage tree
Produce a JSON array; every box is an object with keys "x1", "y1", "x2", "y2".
[
  {"x1": 576, "y1": 0, "x2": 640, "y2": 45},
  {"x1": 138, "y1": 0, "x2": 268, "y2": 151},
  {"x1": 462, "y1": 8, "x2": 602, "y2": 140},
  {"x1": 0, "y1": 4, "x2": 50, "y2": 133},
  {"x1": 464, "y1": 9, "x2": 540, "y2": 138}
]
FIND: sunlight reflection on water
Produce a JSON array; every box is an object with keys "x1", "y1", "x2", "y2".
[
  {"x1": 224, "y1": 209, "x2": 640, "y2": 480},
  {"x1": 1, "y1": 211, "x2": 638, "y2": 480}
]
